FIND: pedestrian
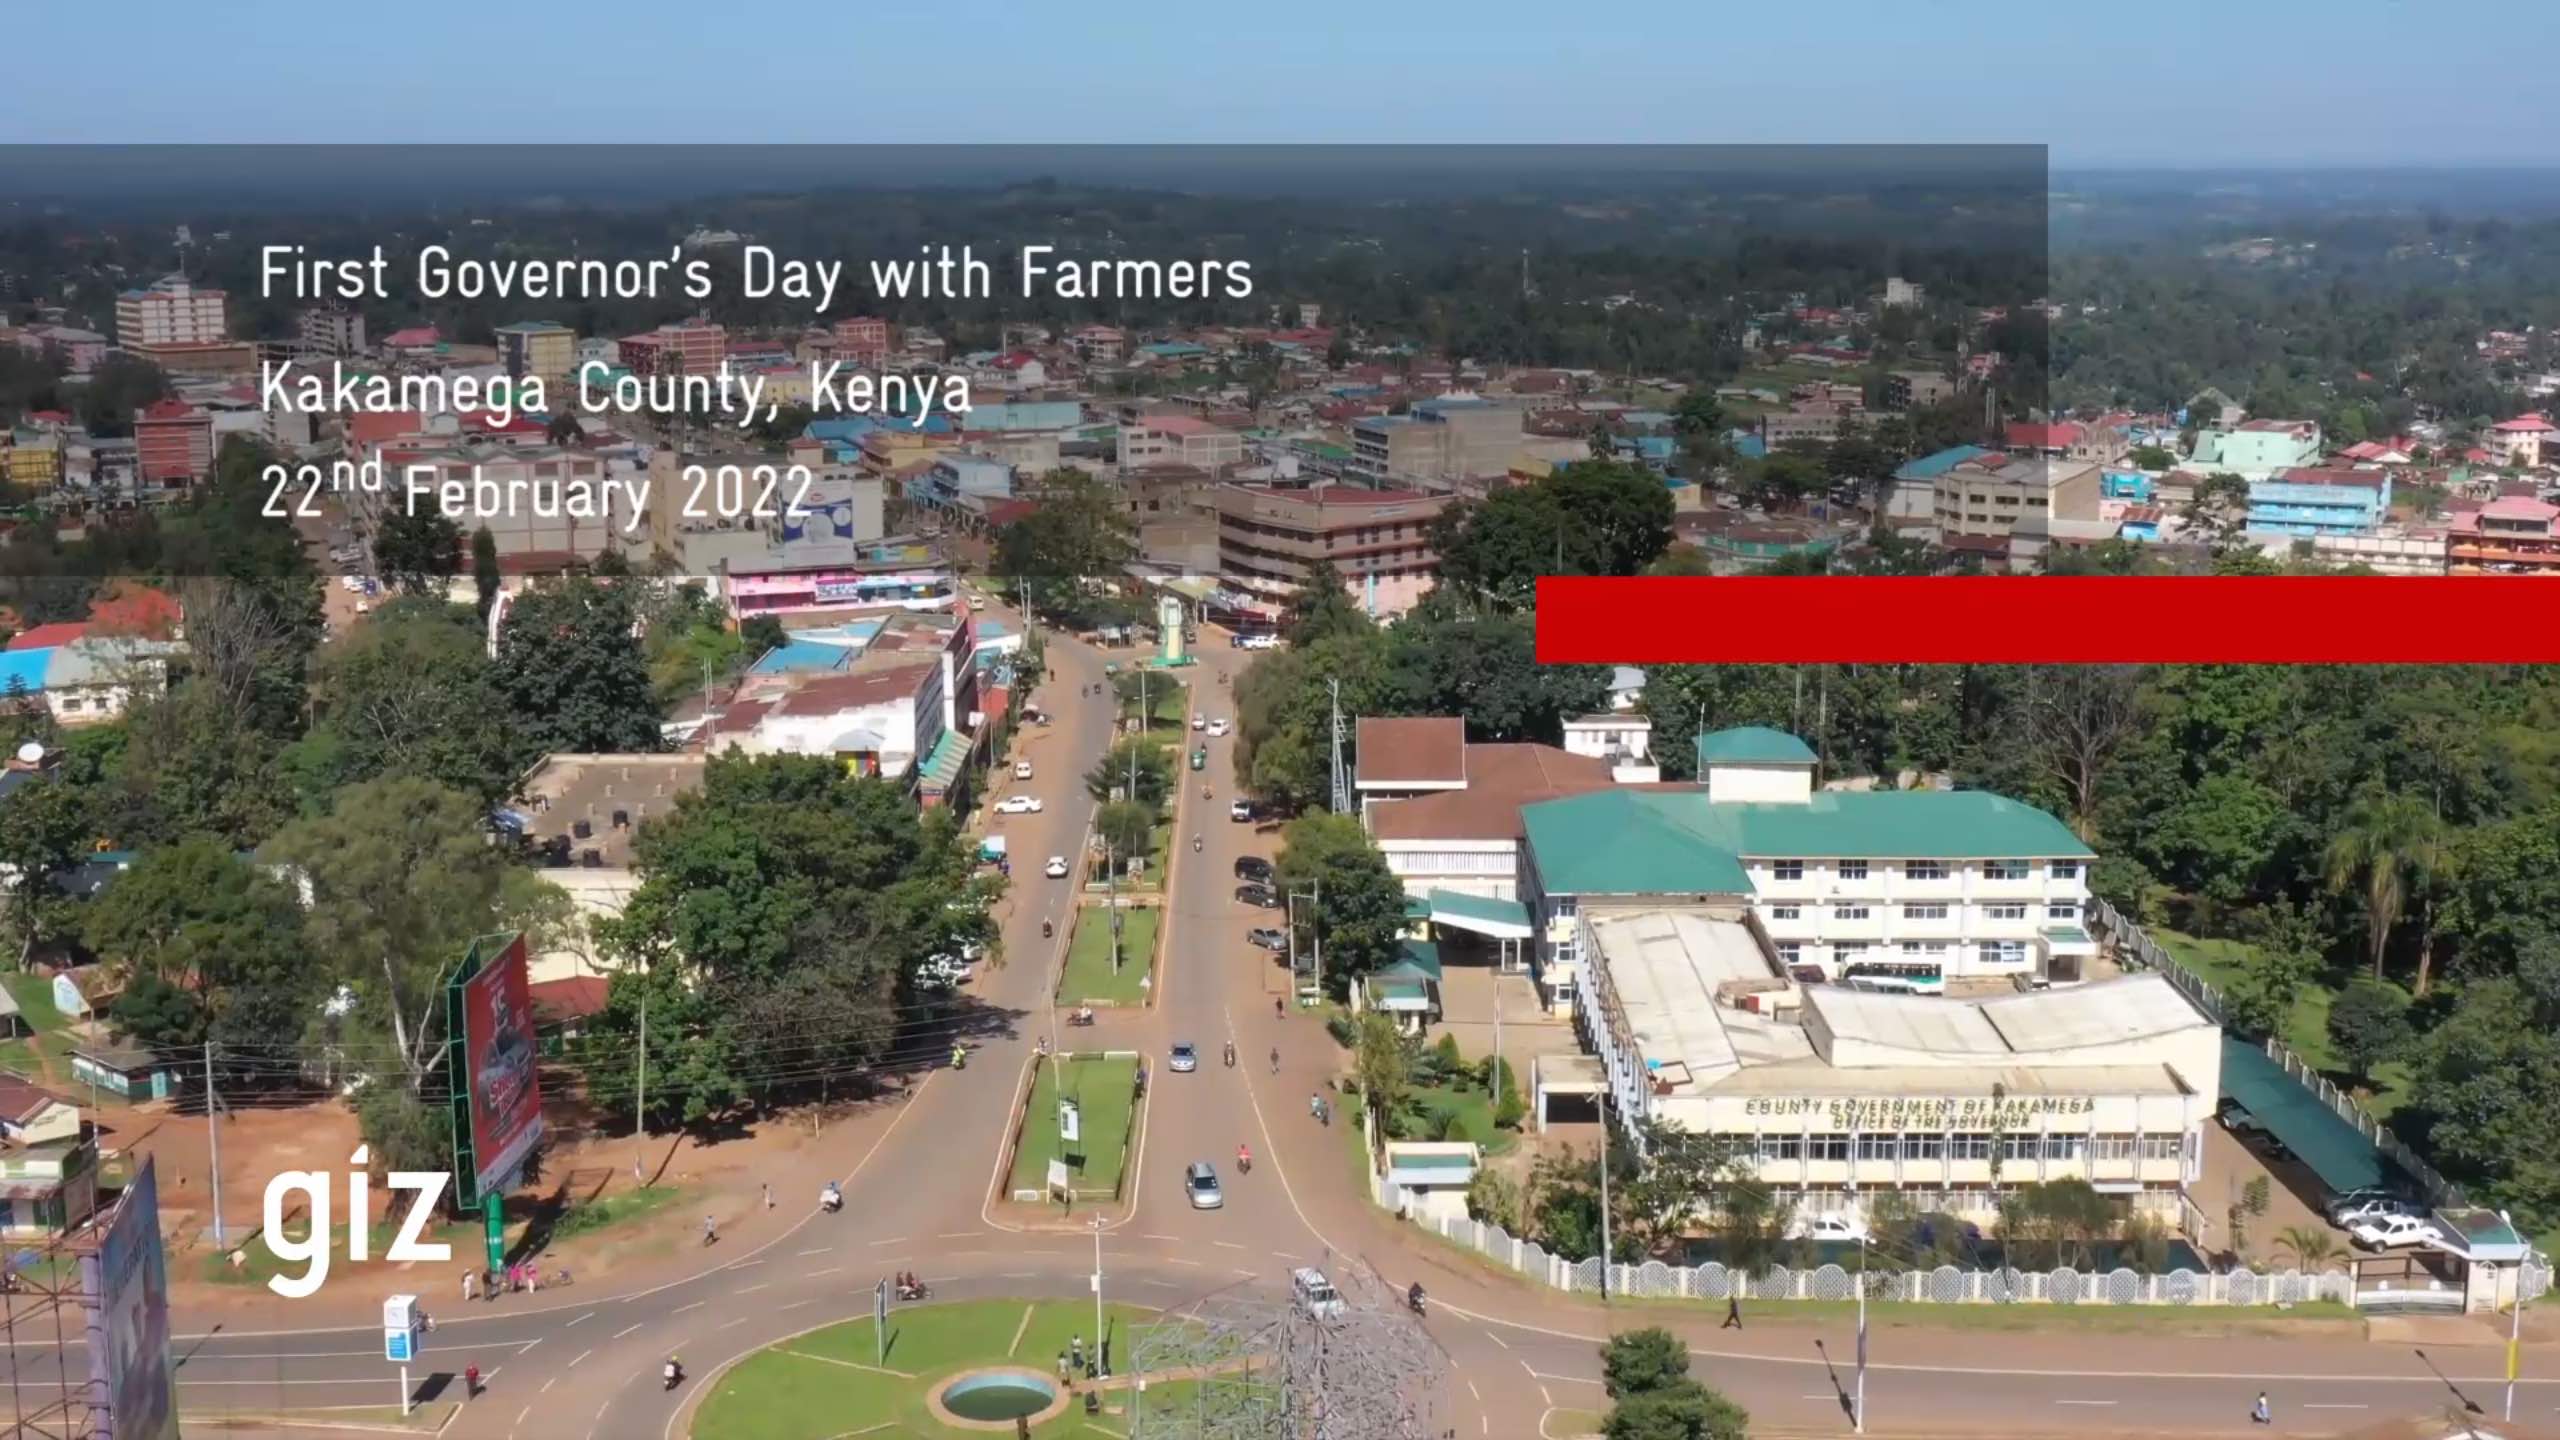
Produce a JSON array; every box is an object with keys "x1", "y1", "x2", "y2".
[
  {"x1": 1722, "y1": 1295, "x2": 1742, "y2": 1330},
  {"x1": 461, "y1": 1269, "x2": 475, "y2": 1303},
  {"x1": 1070, "y1": 1335, "x2": 1084, "y2": 1373},
  {"x1": 527, "y1": 1263, "x2": 540, "y2": 1293},
  {"x1": 703, "y1": 1214, "x2": 719, "y2": 1247},
  {"x1": 1310, "y1": 1092, "x2": 1320, "y2": 1119},
  {"x1": 2251, "y1": 1392, "x2": 2271, "y2": 1426},
  {"x1": 464, "y1": 1364, "x2": 480, "y2": 1399},
  {"x1": 763, "y1": 1181, "x2": 773, "y2": 1210},
  {"x1": 1270, "y1": 1046, "x2": 1280, "y2": 1074},
  {"x1": 1275, "y1": 997, "x2": 1284, "y2": 1020},
  {"x1": 1057, "y1": 1348, "x2": 1071, "y2": 1387}
]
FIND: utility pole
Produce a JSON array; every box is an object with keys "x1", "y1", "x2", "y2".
[
  {"x1": 203, "y1": 1041, "x2": 224, "y2": 1248},
  {"x1": 1090, "y1": 1215, "x2": 1106, "y2": 1373},
  {"x1": 1327, "y1": 678, "x2": 1349, "y2": 815},
  {"x1": 633, "y1": 986, "x2": 648, "y2": 1182},
  {"x1": 2504, "y1": 1209, "x2": 2528, "y2": 1424},
  {"x1": 1597, "y1": 1125, "x2": 1613, "y2": 1301},
  {"x1": 1854, "y1": 1236, "x2": 1869, "y2": 1434}
]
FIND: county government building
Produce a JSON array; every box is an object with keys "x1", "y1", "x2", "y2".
[{"x1": 1360, "y1": 721, "x2": 2220, "y2": 1227}]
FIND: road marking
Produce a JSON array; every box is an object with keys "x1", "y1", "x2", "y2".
[
  {"x1": 1212, "y1": 1240, "x2": 1246, "y2": 1251},
  {"x1": 738, "y1": 1283, "x2": 769, "y2": 1295},
  {"x1": 565, "y1": 1311, "x2": 594, "y2": 1327},
  {"x1": 520, "y1": 1338, "x2": 543, "y2": 1352},
  {"x1": 2055, "y1": 1400, "x2": 2118, "y2": 1407},
  {"x1": 1272, "y1": 1251, "x2": 1304, "y2": 1262},
  {"x1": 1801, "y1": 1394, "x2": 1835, "y2": 1400},
  {"x1": 1000, "y1": 1271, "x2": 1036, "y2": 1279},
  {"x1": 1164, "y1": 1257, "x2": 1203, "y2": 1268},
  {"x1": 724, "y1": 1260, "x2": 762, "y2": 1269},
  {"x1": 571, "y1": 1349, "x2": 593, "y2": 1369},
  {"x1": 809, "y1": 1265, "x2": 845, "y2": 1277},
  {"x1": 2305, "y1": 1404, "x2": 2370, "y2": 1410},
  {"x1": 719, "y1": 1318, "x2": 746, "y2": 1330},
  {"x1": 612, "y1": 1324, "x2": 644, "y2": 1339},
  {"x1": 672, "y1": 1301, "x2": 704, "y2": 1315},
  {"x1": 1486, "y1": 1331, "x2": 1510, "y2": 1351},
  {"x1": 867, "y1": 1237, "x2": 907, "y2": 1247},
  {"x1": 780, "y1": 1299, "x2": 817, "y2": 1311},
  {"x1": 1527, "y1": 1371, "x2": 1601, "y2": 1385},
  {"x1": 796, "y1": 1247, "x2": 833, "y2": 1256},
  {"x1": 541, "y1": 1376, "x2": 558, "y2": 1394},
  {"x1": 937, "y1": 1232, "x2": 979, "y2": 1240},
  {"x1": 514, "y1": 1403, "x2": 530, "y2": 1433},
  {"x1": 1141, "y1": 1233, "x2": 1181, "y2": 1242}
]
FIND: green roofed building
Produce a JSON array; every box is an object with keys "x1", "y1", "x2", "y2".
[{"x1": 1519, "y1": 727, "x2": 2099, "y2": 1014}]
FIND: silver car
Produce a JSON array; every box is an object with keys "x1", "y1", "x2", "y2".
[{"x1": 1185, "y1": 1161, "x2": 1223, "y2": 1210}]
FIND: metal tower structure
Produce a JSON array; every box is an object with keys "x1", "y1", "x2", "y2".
[{"x1": 1326, "y1": 678, "x2": 1350, "y2": 815}]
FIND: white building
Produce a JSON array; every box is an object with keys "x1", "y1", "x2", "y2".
[
  {"x1": 115, "y1": 275, "x2": 228, "y2": 348},
  {"x1": 1520, "y1": 727, "x2": 2098, "y2": 1016},
  {"x1": 1572, "y1": 907, "x2": 2217, "y2": 1223}
]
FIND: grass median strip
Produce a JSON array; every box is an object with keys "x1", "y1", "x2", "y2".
[
  {"x1": 1060, "y1": 906, "x2": 1157, "y2": 1007},
  {"x1": 1008, "y1": 1054, "x2": 1141, "y2": 1197}
]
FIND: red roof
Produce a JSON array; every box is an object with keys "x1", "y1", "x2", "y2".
[
  {"x1": 87, "y1": 582, "x2": 181, "y2": 640},
  {"x1": 138, "y1": 399, "x2": 199, "y2": 422},
  {"x1": 2005, "y1": 421, "x2": 2083, "y2": 450},
  {"x1": 348, "y1": 411, "x2": 428, "y2": 448},
  {"x1": 383, "y1": 326, "x2": 440, "y2": 348},
  {"x1": 991, "y1": 351, "x2": 1039, "y2": 371},
  {"x1": 2492, "y1": 414, "x2": 2556, "y2": 433},
  {"x1": 529, "y1": 976, "x2": 610, "y2": 1025},
  {"x1": 5, "y1": 622, "x2": 87, "y2": 652}
]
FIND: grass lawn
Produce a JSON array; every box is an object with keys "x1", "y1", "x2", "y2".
[
  {"x1": 1545, "y1": 1409, "x2": 1607, "y2": 1439},
  {"x1": 1118, "y1": 677, "x2": 1189, "y2": 734},
  {"x1": 547, "y1": 1183, "x2": 684, "y2": 1243},
  {"x1": 1398, "y1": 1082, "x2": 1517, "y2": 1156},
  {"x1": 211, "y1": 1211, "x2": 481, "y2": 1288},
  {"x1": 1008, "y1": 1055, "x2": 1141, "y2": 1198},
  {"x1": 0, "y1": 972, "x2": 76, "y2": 1080},
  {"x1": 690, "y1": 1299, "x2": 1156, "y2": 1440},
  {"x1": 2155, "y1": 929, "x2": 2413, "y2": 1117},
  {"x1": 1060, "y1": 907, "x2": 1157, "y2": 1007}
]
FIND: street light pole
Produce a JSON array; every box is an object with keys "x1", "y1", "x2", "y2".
[
  {"x1": 1090, "y1": 1215, "x2": 1106, "y2": 1373},
  {"x1": 1854, "y1": 1236, "x2": 1869, "y2": 1435},
  {"x1": 2505, "y1": 1209, "x2": 2527, "y2": 1424},
  {"x1": 203, "y1": 1041, "x2": 224, "y2": 1248}
]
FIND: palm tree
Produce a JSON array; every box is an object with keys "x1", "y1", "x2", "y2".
[
  {"x1": 2274, "y1": 1225, "x2": 2343, "y2": 1274},
  {"x1": 2323, "y1": 791, "x2": 2439, "y2": 980}
]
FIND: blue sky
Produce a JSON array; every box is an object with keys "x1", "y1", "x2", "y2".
[{"x1": 15, "y1": 0, "x2": 2555, "y2": 166}]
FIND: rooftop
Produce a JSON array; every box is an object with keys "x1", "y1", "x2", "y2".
[
  {"x1": 515, "y1": 753, "x2": 708, "y2": 868},
  {"x1": 1696, "y1": 725, "x2": 1816, "y2": 767},
  {"x1": 1526, "y1": 784, "x2": 2094, "y2": 897},
  {"x1": 1355, "y1": 717, "x2": 1467, "y2": 788},
  {"x1": 1589, "y1": 910, "x2": 1812, "y2": 1093},
  {"x1": 1809, "y1": 974, "x2": 2207, "y2": 1059},
  {"x1": 1365, "y1": 743, "x2": 1617, "y2": 843}
]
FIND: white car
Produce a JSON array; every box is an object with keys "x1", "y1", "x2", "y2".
[
  {"x1": 918, "y1": 953, "x2": 975, "y2": 988},
  {"x1": 1206, "y1": 718, "x2": 1230, "y2": 737},
  {"x1": 1044, "y1": 855, "x2": 1070, "y2": 879},
  {"x1": 1191, "y1": 713, "x2": 1206, "y2": 731},
  {"x1": 1790, "y1": 1213, "x2": 1870, "y2": 1243},
  {"x1": 1014, "y1": 760, "x2": 1034, "y2": 781},
  {"x1": 2350, "y1": 1213, "x2": 2446, "y2": 1250},
  {"x1": 993, "y1": 795, "x2": 1044, "y2": 815}
]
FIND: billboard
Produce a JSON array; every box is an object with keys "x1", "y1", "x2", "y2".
[
  {"x1": 460, "y1": 933, "x2": 544, "y2": 1199},
  {"x1": 82, "y1": 1156, "x2": 177, "y2": 1440}
]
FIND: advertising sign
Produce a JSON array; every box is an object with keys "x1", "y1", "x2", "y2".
[
  {"x1": 81, "y1": 1157, "x2": 178, "y2": 1440},
  {"x1": 1058, "y1": 1098, "x2": 1081, "y2": 1145},
  {"x1": 460, "y1": 934, "x2": 544, "y2": 1199},
  {"x1": 383, "y1": 1296, "x2": 421, "y2": 1363}
]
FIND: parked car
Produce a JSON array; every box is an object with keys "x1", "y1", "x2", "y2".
[
  {"x1": 2331, "y1": 1197, "x2": 2421, "y2": 1229},
  {"x1": 1044, "y1": 855, "x2": 1070, "y2": 879},
  {"x1": 1229, "y1": 799, "x2": 1255, "y2": 822},
  {"x1": 1234, "y1": 856, "x2": 1274, "y2": 884},
  {"x1": 1247, "y1": 927, "x2": 1289, "y2": 952},
  {"x1": 1789, "y1": 1213, "x2": 1870, "y2": 1243},
  {"x1": 993, "y1": 795, "x2": 1044, "y2": 815},
  {"x1": 2323, "y1": 1187, "x2": 2408, "y2": 1223},
  {"x1": 1168, "y1": 1043, "x2": 1198, "y2": 1074},
  {"x1": 1186, "y1": 1161, "x2": 1223, "y2": 1210},
  {"x1": 1234, "y1": 883, "x2": 1280, "y2": 909},
  {"x1": 1013, "y1": 760, "x2": 1034, "y2": 781},
  {"x1": 918, "y1": 953, "x2": 974, "y2": 988},
  {"x1": 2349, "y1": 1213, "x2": 2447, "y2": 1250}
]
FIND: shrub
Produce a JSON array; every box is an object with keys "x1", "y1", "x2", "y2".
[{"x1": 1429, "y1": 1031, "x2": 1464, "y2": 1080}]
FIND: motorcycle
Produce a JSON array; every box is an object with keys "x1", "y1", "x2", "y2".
[
  {"x1": 898, "y1": 1279, "x2": 931, "y2": 1302},
  {"x1": 1408, "y1": 1287, "x2": 1427, "y2": 1318},
  {"x1": 821, "y1": 1186, "x2": 843, "y2": 1214},
  {"x1": 1068, "y1": 1007, "x2": 1097, "y2": 1027},
  {"x1": 1042, "y1": 919, "x2": 1054, "y2": 940},
  {"x1": 663, "y1": 1359, "x2": 684, "y2": 1392}
]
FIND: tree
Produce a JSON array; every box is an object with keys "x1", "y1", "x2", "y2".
[
  {"x1": 0, "y1": 770, "x2": 90, "y2": 943},
  {"x1": 993, "y1": 468, "x2": 1137, "y2": 622},
  {"x1": 740, "y1": 614, "x2": 788, "y2": 656},
  {"x1": 262, "y1": 777, "x2": 540, "y2": 1138},
  {"x1": 81, "y1": 834, "x2": 313, "y2": 1053},
  {"x1": 2128, "y1": 444, "x2": 2175, "y2": 470},
  {"x1": 1600, "y1": 1329, "x2": 1689, "y2": 1399},
  {"x1": 1603, "y1": 1382, "x2": 1749, "y2": 1440},
  {"x1": 371, "y1": 506, "x2": 464, "y2": 596},
  {"x1": 1272, "y1": 812, "x2": 1408, "y2": 991},
  {"x1": 1282, "y1": 558, "x2": 1373, "y2": 648},
  {"x1": 2018, "y1": 664, "x2": 2142, "y2": 842},
  {"x1": 295, "y1": 599, "x2": 523, "y2": 805},
  {"x1": 1615, "y1": 1117, "x2": 1747, "y2": 1259},
  {"x1": 117, "y1": 680, "x2": 293, "y2": 848},
  {"x1": 2324, "y1": 790, "x2": 2438, "y2": 979},
  {"x1": 2185, "y1": 471, "x2": 2250, "y2": 540},
  {"x1": 2274, "y1": 1224, "x2": 2344, "y2": 1273},
  {"x1": 2402, "y1": 977, "x2": 2560, "y2": 1229},
  {"x1": 471, "y1": 527, "x2": 502, "y2": 621},
  {"x1": 2327, "y1": 977, "x2": 2412, "y2": 1085},
  {"x1": 2217, "y1": 901, "x2": 2319, "y2": 1038},
  {"x1": 1351, "y1": 1012, "x2": 1413, "y2": 1134},
  {"x1": 1085, "y1": 738, "x2": 1172, "y2": 811},
  {"x1": 490, "y1": 576, "x2": 663, "y2": 755},
  {"x1": 1093, "y1": 799, "x2": 1154, "y2": 864}
]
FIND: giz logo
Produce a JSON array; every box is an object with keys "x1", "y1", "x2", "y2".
[{"x1": 261, "y1": 1145, "x2": 452, "y2": 1299}]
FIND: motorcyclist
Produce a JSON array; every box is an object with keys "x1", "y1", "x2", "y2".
[
  {"x1": 1042, "y1": 918, "x2": 1054, "y2": 939},
  {"x1": 1236, "y1": 1143, "x2": 1251, "y2": 1173},
  {"x1": 1192, "y1": 833, "x2": 1202, "y2": 853},
  {"x1": 664, "y1": 1356, "x2": 683, "y2": 1390},
  {"x1": 1409, "y1": 1282, "x2": 1426, "y2": 1315},
  {"x1": 821, "y1": 1181, "x2": 843, "y2": 1212}
]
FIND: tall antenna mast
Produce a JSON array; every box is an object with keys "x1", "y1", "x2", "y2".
[{"x1": 1328, "y1": 677, "x2": 1351, "y2": 814}]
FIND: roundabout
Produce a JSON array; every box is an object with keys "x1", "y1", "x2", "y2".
[{"x1": 686, "y1": 1299, "x2": 1153, "y2": 1439}]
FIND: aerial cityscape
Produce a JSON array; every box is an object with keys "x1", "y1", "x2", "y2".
[{"x1": 0, "y1": 72, "x2": 2557, "y2": 1440}]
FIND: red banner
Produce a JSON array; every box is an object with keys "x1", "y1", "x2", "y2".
[
  {"x1": 1534, "y1": 576, "x2": 2560, "y2": 664},
  {"x1": 461, "y1": 934, "x2": 544, "y2": 1198}
]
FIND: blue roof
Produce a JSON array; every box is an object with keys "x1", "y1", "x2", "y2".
[
  {"x1": 1731, "y1": 433, "x2": 1769, "y2": 460},
  {"x1": 1896, "y1": 444, "x2": 1995, "y2": 481},
  {"x1": 752, "y1": 641, "x2": 853, "y2": 675},
  {"x1": 0, "y1": 649, "x2": 53, "y2": 696},
  {"x1": 960, "y1": 401, "x2": 1082, "y2": 433}
]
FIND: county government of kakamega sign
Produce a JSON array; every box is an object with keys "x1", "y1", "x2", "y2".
[{"x1": 1739, "y1": 1094, "x2": 2100, "y2": 1131}]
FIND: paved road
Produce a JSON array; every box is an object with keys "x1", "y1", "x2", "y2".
[{"x1": 47, "y1": 625, "x2": 2557, "y2": 1438}]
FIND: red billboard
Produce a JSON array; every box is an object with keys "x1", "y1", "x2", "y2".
[{"x1": 461, "y1": 934, "x2": 543, "y2": 1198}]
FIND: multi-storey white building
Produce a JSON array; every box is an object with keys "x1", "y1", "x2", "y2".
[
  {"x1": 1569, "y1": 907, "x2": 2215, "y2": 1224},
  {"x1": 1519, "y1": 727, "x2": 2098, "y2": 1015},
  {"x1": 115, "y1": 275, "x2": 228, "y2": 348}
]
